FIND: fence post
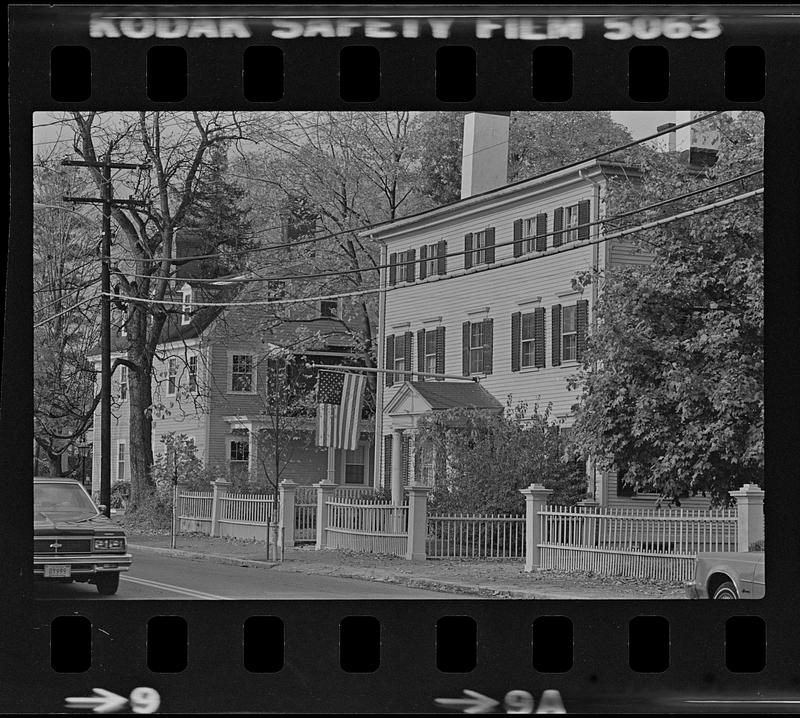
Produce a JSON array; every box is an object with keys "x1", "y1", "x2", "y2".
[
  {"x1": 210, "y1": 478, "x2": 230, "y2": 538},
  {"x1": 520, "y1": 483, "x2": 552, "y2": 572},
  {"x1": 405, "y1": 483, "x2": 431, "y2": 562},
  {"x1": 278, "y1": 480, "x2": 297, "y2": 549},
  {"x1": 315, "y1": 480, "x2": 337, "y2": 550},
  {"x1": 729, "y1": 483, "x2": 765, "y2": 552}
]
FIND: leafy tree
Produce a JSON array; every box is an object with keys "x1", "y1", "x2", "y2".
[
  {"x1": 33, "y1": 161, "x2": 101, "y2": 475},
  {"x1": 416, "y1": 399, "x2": 586, "y2": 515},
  {"x1": 570, "y1": 112, "x2": 764, "y2": 506},
  {"x1": 64, "y1": 111, "x2": 257, "y2": 510}
]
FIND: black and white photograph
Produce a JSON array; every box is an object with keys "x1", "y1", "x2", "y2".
[{"x1": 32, "y1": 109, "x2": 764, "y2": 601}]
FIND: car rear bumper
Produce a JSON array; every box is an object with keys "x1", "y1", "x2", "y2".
[{"x1": 34, "y1": 553, "x2": 132, "y2": 576}]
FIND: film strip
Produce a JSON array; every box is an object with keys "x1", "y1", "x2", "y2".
[{"x1": 6, "y1": 4, "x2": 798, "y2": 714}]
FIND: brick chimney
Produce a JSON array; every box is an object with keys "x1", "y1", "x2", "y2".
[
  {"x1": 661, "y1": 111, "x2": 719, "y2": 167},
  {"x1": 460, "y1": 112, "x2": 511, "y2": 199}
]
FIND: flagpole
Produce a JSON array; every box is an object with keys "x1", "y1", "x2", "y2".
[{"x1": 309, "y1": 364, "x2": 480, "y2": 383}]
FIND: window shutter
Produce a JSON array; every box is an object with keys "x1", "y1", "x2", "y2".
[
  {"x1": 464, "y1": 233, "x2": 473, "y2": 269},
  {"x1": 403, "y1": 331, "x2": 413, "y2": 382},
  {"x1": 419, "y1": 245, "x2": 428, "y2": 280},
  {"x1": 552, "y1": 305, "x2": 562, "y2": 366},
  {"x1": 511, "y1": 312, "x2": 521, "y2": 372},
  {"x1": 577, "y1": 199, "x2": 591, "y2": 241},
  {"x1": 485, "y1": 227, "x2": 496, "y2": 264},
  {"x1": 553, "y1": 207, "x2": 564, "y2": 247},
  {"x1": 383, "y1": 434, "x2": 393, "y2": 487},
  {"x1": 512, "y1": 219, "x2": 523, "y2": 257},
  {"x1": 576, "y1": 299, "x2": 589, "y2": 361},
  {"x1": 406, "y1": 248, "x2": 416, "y2": 282},
  {"x1": 385, "y1": 334, "x2": 395, "y2": 386},
  {"x1": 483, "y1": 318, "x2": 494, "y2": 375},
  {"x1": 389, "y1": 253, "x2": 397, "y2": 285},
  {"x1": 535, "y1": 213, "x2": 548, "y2": 253},
  {"x1": 417, "y1": 328, "x2": 426, "y2": 379},
  {"x1": 534, "y1": 307, "x2": 546, "y2": 368},
  {"x1": 437, "y1": 240, "x2": 447, "y2": 275},
  {"x1": 462, "y1": 322, "x2": 471, "y2": 376},
  {"x1": 435, "y1": 326, "x2": 446, "y2": 378}
]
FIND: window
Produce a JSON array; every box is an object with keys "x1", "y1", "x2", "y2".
[
  {"x1": 419, "y1": 240, "x2": 447, "y2": 279},
  {"x1": 552, "y1": 300, "x2": 587, "y2": 366},
  {"x1": 424, "y1": 330, "x2": 437, "y2": 374},
  {"x1": 562, "y1": 305, "x2": 577, "y2": 361},
  {"x1": 181, "y1": 286, "x2": 193, "y2": 325},
  {"x1": 462, "y1": 319, "x2": 493, "y2": 376},
  {"x1": 564, "y1": 204, "x2": 580, "y2": 243},
  {"x1": 167, "y1": 357, "x2": 178, "y2": 395},
  {"x1": 523, "y1": 218, "x2": 537, "y2": 254},
  {"x1": 521, "y1": 313, "x2": 536, "y2": 367},
  {"x1": 188, "y1": 355, "x2": 198, "y2": 392},
  {"x1": 473, "y1": 230, "x2": 488, "y2": 265},
  {"x1": 229, "y1": 431, "x2": 249, "y2": 477},
  {"x1": 230, "y1": 354, "x2": 255, "y2": 393},
  {"x1": 119, "y1": 365, "x2": 128, "y2": 400},
  {"x1": 393, "y1": 337, "x2": 406, "y2": 380},
  {"x1": 469, "y1": 322, "x2": 484, "y2": 374},
  {"x1": 344, "y1": 445, "x2": 366, "y2": 485},
  {"x1": 320, "y1": 299, "x2": 338, "y2": 318},
  {"x1": 397, "y1": 249, "x2": 415, "y2": 283},
  {"x1": 116, "y1": 441, "x2": 126, "y2": 482}
]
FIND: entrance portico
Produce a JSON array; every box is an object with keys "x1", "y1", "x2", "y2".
[{"x1": 382, "y1": 381, "x2": 503, "y2": 502}]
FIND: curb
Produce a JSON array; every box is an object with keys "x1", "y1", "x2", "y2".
[{"x1": 127, "y1": 542, "x2": 549, "y2": 598}]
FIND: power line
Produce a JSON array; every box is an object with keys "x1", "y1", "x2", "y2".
[
  {"x1": 112, "y1": 168, "x2": 763, "y2": 286},
  {"x1": 91, "y1": 188, "x2": 762, "y2": 314},
  {"x1": 34, "y1": 296, "x2": 100, "y2": 328},
  {"x1": 97, "y1": 110, "x2": 729, "y2": 266}
]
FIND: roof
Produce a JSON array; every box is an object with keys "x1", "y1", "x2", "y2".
[
  {"x1": 361, "y1": 159, "x2": 641, "y2": 240},
  {"x1": 407, "y1": 381, "x2": 503, "y2": 411}
]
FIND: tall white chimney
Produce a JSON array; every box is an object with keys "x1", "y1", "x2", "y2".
[
  {"x1": 460, "y1": 112, "x2": 511, "y2": 199},
  {"x1": 673, "y1": 111, "x2": 720, "y2": 165}
]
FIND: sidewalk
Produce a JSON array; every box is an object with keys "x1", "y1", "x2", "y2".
[{"x1": 125, "y1": 531, "x2": 687, "y2": 599}]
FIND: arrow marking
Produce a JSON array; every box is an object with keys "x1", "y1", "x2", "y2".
[
  {"x1": 65, "y1": 688, "x2": 128, "y2": 714},
  {"x1": 435, "y1": 689, "x2": 500, "y2": 714}
]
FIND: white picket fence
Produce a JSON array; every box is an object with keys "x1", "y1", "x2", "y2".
[
  {"x1": 538, "y1": 505, "x2": 739, "y2": 581},
  {"x1": 427, "y1": 514, "x2": 525, "y2": 559},
  {"x1": 178, "y1": 491, "x2": 213, "y2": 520},
  {"x1": 218, "y1": 493, "x2": 276, "y2": 525},
  {"x1": 324, "y1": 498, "x2": 409, "y2": 556}
]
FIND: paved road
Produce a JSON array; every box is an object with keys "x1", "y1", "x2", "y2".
[{"x1": 34, "y1": 549, "x2": 466, "y2": 599}]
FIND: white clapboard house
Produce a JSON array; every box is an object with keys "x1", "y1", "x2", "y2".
[{"x1": 363, "y1": 111, "x2": 717, "y2": 508}]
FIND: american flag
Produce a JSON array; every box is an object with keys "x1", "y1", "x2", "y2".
[{"x1": 316, "y1": 370, "x2": 366, "y2": 451}]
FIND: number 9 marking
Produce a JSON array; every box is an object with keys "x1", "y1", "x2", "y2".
[
  {"x1": 504, "y1": 690, "x2": 535, "y2": 714},
  {"x1": 130, "y1": 687, "x2": 161, "y2": 714}
]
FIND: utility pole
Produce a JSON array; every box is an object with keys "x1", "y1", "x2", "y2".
[{"x1": 63, "y1": 154, "x2": 148, "y2": 517}]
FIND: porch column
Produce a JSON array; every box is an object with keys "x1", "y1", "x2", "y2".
[
  {"x1": 326, "y1": 446, "x2": 337, "y2": 484},
  {"x1": 391, "y1": 429, "x2": 404, "y2": 505}
]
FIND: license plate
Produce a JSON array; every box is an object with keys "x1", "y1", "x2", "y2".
[{"x1": 44, "y1": 565, "x2": 71, "y2": 578}]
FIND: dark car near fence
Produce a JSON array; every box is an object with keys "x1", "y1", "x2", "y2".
[
  {"x1": 686, "y1": 550, "x2": 765, "y2": 599},
  {"x1": 34, "y1": 477, "x2": 132, "y2": 595}
]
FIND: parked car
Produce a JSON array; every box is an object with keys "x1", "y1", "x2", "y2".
[
  {"x1": 686, "y1": 551, "x2": 765, "y2": 599},
  {"x1": 34, "y1": 477, "x2": 132, "y2": 595}
]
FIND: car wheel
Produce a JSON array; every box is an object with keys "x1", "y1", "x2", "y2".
[
  {"x1": 95, "y1": 572, "x2": 120, "y2": 595},
  {"x1": 712, "y1": 581, "x2": 738, "y2": 599}
]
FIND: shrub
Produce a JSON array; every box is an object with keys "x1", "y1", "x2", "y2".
[{"x1": 110, "y1": 481, "x2": 130, "y2": 509}]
